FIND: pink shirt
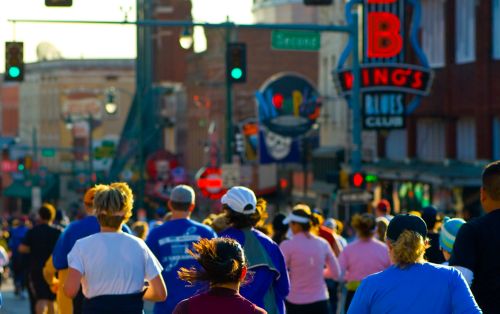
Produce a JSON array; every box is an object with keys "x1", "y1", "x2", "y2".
[
  {"x1": 279, "y1": 233, "x2": 340, "y2": 304},
  {"x1": 338, "y1": 238, "x2": 391, "y2": 282}
]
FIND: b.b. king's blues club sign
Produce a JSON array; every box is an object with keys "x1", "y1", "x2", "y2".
[{"x1": 335, "y1": 0, "x2": 434, "y2": 130}]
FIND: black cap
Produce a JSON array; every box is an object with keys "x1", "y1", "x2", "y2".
[
  {"x1": 422, "y1": 206, "x2": 438, "y2": 230},
  {"x1": 387, "y1": 214, "x2": 428, "y2": 242}
]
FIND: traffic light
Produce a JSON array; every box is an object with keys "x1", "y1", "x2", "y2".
[
  {"x1": 5, "y1": 42, "x2": 24, "y2": 82},
  {"x1": 17, "y1": 157, "x2": 25, "y2": 172},
  {"x1": 226, "y1": 43, "x2": 247, "y2": 84},
  {"x1": 45, "y1": 0, "x2": 72, "y2": 7},
  {"x1": 350, "y1": 172, "x2": 366, "y2": 189},
  {"x1": 304, "y1": 0, "x2": 333, "y2": 5}
]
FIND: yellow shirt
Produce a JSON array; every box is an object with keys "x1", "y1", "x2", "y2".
[{"x1": 43, "y1": 255, "x2": 73, "y2": 314}]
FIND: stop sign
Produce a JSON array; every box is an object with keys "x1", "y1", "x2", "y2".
[{"x1": 196, "y1": 167, "x2": 226, "y2": 200}]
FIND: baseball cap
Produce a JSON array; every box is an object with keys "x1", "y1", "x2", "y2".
[
  {"x1": 170, "y1": 185, "x2": 195, "y2": 204},
  {"x1": 387, "y1": 214, "x2": 428, "y2": 242},
  {"x1": 439, "y1": 217, "x2": 465, "y2": 253},
  {"x1": 221, "y1": 186, "x2": 257, "y2": 214}
]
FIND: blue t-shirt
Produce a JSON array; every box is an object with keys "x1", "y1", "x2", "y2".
[
  {"x1": 52, "y1": 216, "x2": 131, "y2": 270},
  {"x1": 146, "y1": 218, "x2": 217, "y2": 314},
  {"x1": 8, "y1": 225, "x2": 28, "y2": 257},
  {"x1": 348, "y1": 263, "x2": 482, "y2": 314}
]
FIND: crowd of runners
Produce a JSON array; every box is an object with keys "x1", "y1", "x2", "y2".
[{"x1": 0, "y1": 160, "x2": 499, "y2": 313}]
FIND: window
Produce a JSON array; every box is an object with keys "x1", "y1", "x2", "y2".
[
  {"x1": 455, "y1": 0, "x2": 476, "y2": 64},
  {"x1": 456, "y1": 118, "x2": 476, "y2": 162},
  {"x1": 421, "y1": 0, "x2": 446, "y2": 67},
  {"x1": 493, "y1": 0, "x2": 500, "y2": 59},
  {"x1": 386, "y1": 130, "x2": 407, "y2": 161},
  {"x1": 417, "y1": 119, "x2": 445, "y2": 162}
]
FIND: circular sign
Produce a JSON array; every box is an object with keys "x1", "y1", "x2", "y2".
[
  {"x1": 196, "y1": 167, "x2": 226, "y2": 200},
  {"x1": 257, "y1": 73, "x2": 321, "y2": 137}
]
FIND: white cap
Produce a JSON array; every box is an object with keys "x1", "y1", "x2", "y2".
[
  {"x1": 221, "y1": 186, "x2": 257, "y2": 215},
  {"x1": 283, "y1": 213, "x2": 311, "y2": 224}
]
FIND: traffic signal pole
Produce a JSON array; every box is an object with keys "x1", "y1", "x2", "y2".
[
  {"x1": 10, "y1": 11, "x2": 363, "y2": 193},
  {"x1": 225, "y1": 24, "x2": 234, "y2": 164}
]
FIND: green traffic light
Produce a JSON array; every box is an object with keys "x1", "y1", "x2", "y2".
[
  {"x1": 18, "y1": 164, "x2": 25, "y2": 171},
  {"x1": 8, "y1": 66, "x2": 21, "y2": 78},
  {"x1": 231, "y1": 68, "x2": 243, "y2": 80}
]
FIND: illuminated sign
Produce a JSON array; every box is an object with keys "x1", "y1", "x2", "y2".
[
  {"x1": 256, "y1": 73, "x2": 321, "y2": 137},
  {"x1": 335, "y1": 0, "x2": 434, "y2": 130},
  {"x1": 196, "y1": 167, "x2": 226, "y2": 200}
]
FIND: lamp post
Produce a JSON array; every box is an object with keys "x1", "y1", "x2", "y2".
[{"x1": 63, "y1": 89, "x2": 120, "y2": 186}]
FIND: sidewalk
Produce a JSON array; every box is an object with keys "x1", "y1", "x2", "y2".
[{"x1": 0, "y1": 278, "x2": 30, "y2": 314}]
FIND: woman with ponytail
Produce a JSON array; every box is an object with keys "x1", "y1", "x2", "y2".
[
  {"x1": 279, "y1": 204, "x2": 340, "y2": 314},
  {"x1": 173, "y1": 238, "x2": 266, "y2": 314},
  {"x1": 348, "y1": 214, "x2": 481, "y2": 314},
  {"x1": 338, "y1": 213, "x2": 391, "y2": 311},
  {"x1": 63, "y1": 183, "x2": 167, "y2": 314}
]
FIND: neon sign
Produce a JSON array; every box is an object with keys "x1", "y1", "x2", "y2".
[
  {"x1": 335, "y1": 0, "x2": 434, "y2": 130},
  {"x1": 256, "y1": 73, "x2": 321, "y2": 137}
]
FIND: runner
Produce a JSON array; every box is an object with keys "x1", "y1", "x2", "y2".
[
  {"x1": 173, "y1": 238, "x2": 266, "y2": 314},
  {"x1": 146, "y1": 184, "x2": 217, "y2": 314},
  {"x1": 52, "y1": 186, "x2": 132, "y2": 313},
  {"x1": 19, "y1": 204, "x2": 62, "y2": 314},
  {"x1": 219, "y1": 186, "x2": 289, "y2": 314},
  {"x1": 64, "y1": 183, "x2": 166, "y2": 313},
  {"x1": 421, "y1": 206, "x2": 445, "y2": 264},
  {"x1": 338, "y1": 213, "x2": 391, "y2": 311},
  {"x1": 348, "y1": 214, "x2": 481, "y2": 314},
  {"x1": 374, "y1": 199, "x2": 393, "y2": 221},
  {"x1": 450, "y1": 160, "x2": 500, "y2": 313},
  {"x1": 9, "y1": 217, "x2": 29, "y2": 298},
  {"x1": 279, "y1": 204, "x2": 340, "y2": 314},
  {"x1": 439, "y1": 217, "x2": 465, "y2": 265}
]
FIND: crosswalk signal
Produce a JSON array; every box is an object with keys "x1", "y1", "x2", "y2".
[
  {"x1": 5, "y1": 42, "x2": 24, "y2": 82},
  {"x1": 226, "y1": 43, "x2": 247, "y2": 84}
]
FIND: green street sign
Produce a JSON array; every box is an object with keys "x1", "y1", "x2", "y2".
[
  {"x1": 271, "y1": 30, "x2": 321, "y2": 51},
  {"x1": 41, "y1": 148, "x2": 56, "y2": 157}
]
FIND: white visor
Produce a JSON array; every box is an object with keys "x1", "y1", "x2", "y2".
[{"x1": 283, "y1": 213, "x2": 310, "y2": 224}]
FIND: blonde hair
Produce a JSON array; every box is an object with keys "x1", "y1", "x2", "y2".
[
  {"x1": 93, "y1": 182, "x2": 134, "y2": 229},
  {"x1": 392, "y1": 230, "x2": 428, "y2": 268},
  {"x1": 351, "y1": 213, "x2": 376, "y2": 238},
  {"x1": 132, "y1": 221, "x2": 149, "y2": 240}
]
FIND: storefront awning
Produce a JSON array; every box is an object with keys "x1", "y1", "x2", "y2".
[
  {"x1": 3, "y1": 176, "x2": 58, "y2": 199},
  {"x1": 363, "y1": 159, "x2": 484, "y2": 187}
]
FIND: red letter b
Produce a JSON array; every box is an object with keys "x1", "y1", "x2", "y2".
[{"x1": 368, "y1": 12, "x2": 403, "y2": 58}]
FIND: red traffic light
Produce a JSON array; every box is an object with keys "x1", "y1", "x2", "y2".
[{"x1": 352, "y1": 172, "x2": 365, "y2": 188}]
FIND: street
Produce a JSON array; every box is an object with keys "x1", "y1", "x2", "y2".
[
  {"x1": 1, "y1": 279, "x2": 29, "y2": 314},
  {"x1": 0, "y1": 278, "x2": 154, "y2": 314}
]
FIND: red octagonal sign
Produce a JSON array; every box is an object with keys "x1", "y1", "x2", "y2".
[{"x1": 196, "y1": 167, "x2": 226, "y2": 200}]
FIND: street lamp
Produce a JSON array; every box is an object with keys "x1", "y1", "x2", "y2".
[
  {"x1": 179, "y1": 27, "x2": 193, "y2": 50},
  {"x1": 104, "y1": 88, "x2": 118, "y2": 115}
]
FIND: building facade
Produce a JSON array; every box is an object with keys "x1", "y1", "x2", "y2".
[{"x1": 16, "y1": 59, "x2": 134, "y2": 211}]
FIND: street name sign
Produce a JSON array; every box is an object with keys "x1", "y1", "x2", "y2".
[{"x1": 271, "y1": 30, "x2": 320, "y2": 51}]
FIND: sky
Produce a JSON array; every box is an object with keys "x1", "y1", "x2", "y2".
[{"x1": 0, "y1": 0, "x2": 254, "y2": 72}]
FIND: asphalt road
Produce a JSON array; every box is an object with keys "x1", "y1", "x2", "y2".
[
  {"x1": 0, "y1": 278, "x2": 154, "y2": 314},
  {"x1": 1, "y1": 278, "x2": 30, "y2": 314}
]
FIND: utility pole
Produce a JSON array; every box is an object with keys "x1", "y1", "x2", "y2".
[
  {"x1": 88, "y1": 115, "x2": 94, "y2": 184},
  {"x1": 225, "y1": 19, "x2": 234, "y2": 164},
  {"x1": 351, "y1": 12, "x2": 362, "y2": 173}
]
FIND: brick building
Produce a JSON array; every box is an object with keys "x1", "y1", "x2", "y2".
[
  {"x1": 183, "y1": 27, "x2": 319, "y2": 193},
  {"x1": 364, "y1": 0, "x2": 500, "y2": 215}
]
